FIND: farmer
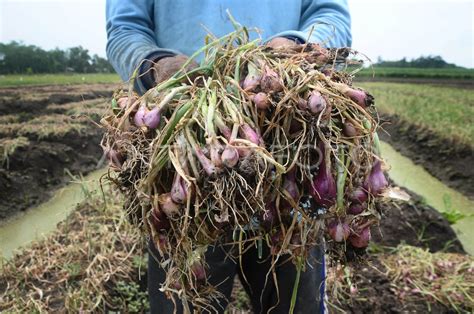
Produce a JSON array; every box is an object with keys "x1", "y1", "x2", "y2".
[{"x1": 106, "y1": 1, "x2": 351, "y2": 313}]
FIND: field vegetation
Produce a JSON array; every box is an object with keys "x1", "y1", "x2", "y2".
[
  {"x1": 358, "y1": 67, "x2": 474, "y2": 79},
  {"x1": 0, "y1": 73, "x2": 120, "y2": 87},
  {"x1": 0, "y1": 98, "x2": 107, "y2": 139},
  {"x1": 359, "y1": 82, "x2": 474, "y2": 147},
  {"x1": 0, "y1": 136, "x2": 29, "y2": 167}
]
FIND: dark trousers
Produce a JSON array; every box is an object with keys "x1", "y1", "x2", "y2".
[{"x1": 148, "y1": 240, "x2": 326, "y2": 314}]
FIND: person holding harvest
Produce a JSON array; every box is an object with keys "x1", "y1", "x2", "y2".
[{"x1": 106, "y1": 1, "x2": 351, "y2": 313}]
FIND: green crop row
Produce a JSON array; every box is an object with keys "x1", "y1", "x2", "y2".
[
  {"x1": 359, "y1": 82, "x2": 474, "y2": 147},
  {"x1": 357, "y1": 67, "x2": 474, "y2": 79},
  {"x1": 0, "y1": 73, "x2": 121, "y2": 87}
]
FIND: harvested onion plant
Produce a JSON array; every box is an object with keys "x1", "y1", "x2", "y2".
[{"x1": 101, "y1": 22, "x2": 388, "y2": 311}]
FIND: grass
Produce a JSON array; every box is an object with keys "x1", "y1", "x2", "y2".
[
  {"x1": 0, "y1": 191, "x2": 147, "y2": 312},
  {"x1": 0, "y1": 114, "x2": 91, "y2": 139},
  {"x1": 0, "y1": 99, "x2": 107, "y2": 139},
  {"x1": 326, "y1": 245, "x2": 474, "y2": 312},
  {"x1": 357, "y1": 67, "x2": 474, "y2": 80},
  {"x1": 0, "y1": 136, "x2": 29, "y2": 167},
  {"x1": 383, "y1": 245, "x2": 474, "y2": 311},
  {"x1": 0, "y1": 73, "x2": 120, "y2": 87},
  {"x1": 47, "y1": 98, "x2": 108, "y2": 119},
  {"x1": 358, "y1": 82, "x2": 474, "y2": 147}
]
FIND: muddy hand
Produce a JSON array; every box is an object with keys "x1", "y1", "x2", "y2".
[{"x1": 266, "y1": 37, "x2": 299, "y2": 49}]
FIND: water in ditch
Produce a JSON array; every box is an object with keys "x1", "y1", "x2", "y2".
[
  {"x1": 381, "y1": 142, "x2": 474, "y2": 255},
  {"x1": 0, "y1": 169, "x2": 106, "y2": 260}
]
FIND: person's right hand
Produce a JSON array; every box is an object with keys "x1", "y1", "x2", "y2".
[{"x1": 153, "y1": 55, "x2": 199, "y2": 84}]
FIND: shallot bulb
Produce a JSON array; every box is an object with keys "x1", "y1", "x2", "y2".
[
  {"x1": 209, "y1": 141, "x2": 223, "y2": 168},
  {"x1": 328, "y1": 220, "x2": 350, "y2": 242},
  {"x1": 191, "y1": 263, "x2": 206, "y2": 281},
  {"x1": 297, "y1": 98, "x2": 308, "y2": 110},
  {"x1": 133, "y1": 105, "x2": 148, "y2": 127},
  {"x1": 347, "y1": 204, "x2": 364, "y2": 215},
  {"x1": 364, "y1": 161, "x2": 388, "y2": 195},
  {"x1": 349, "y1": 227, "x2": 371, "y2": 248},
  {"x1": 116, "y1": 95, "x2": 138, "y2": 110},
  {"x1": 281, "y1": 168, "x2": 300, "y2": 210},
  {"x1": 307, "y1": 91, "x2": 327, "y2": 114},
  {"x1": 240, "y1": 123, "x2": 263, "y2": 145},
  {"x1": 171, "y1": 174, "x2": 188, "y2": 204},
  {"x1": 346, "y1": 89, "x2": 374, "y2": 108},
  {"x1": 242, "y1": 63, "x2": 261, "y2": 92},
  {"x1": 260, "y1": 65, "x2": 283, "y2": 93},
  {"x1": 158, "y1": 193, "x2": 181, "y2": 217},
  {"x1": 144, "y1": 107, "x2": 161, "y2": 129},
  {"x1": 333, "y1": 82, "x2": 374, "y2": 108},
  {"x1": 221, "y1": 145, "x2": 239, "y2": 168},
  {"x1": 343, "y1": 122, "x2": 358, "y2": 137},
  {"x1": 309, "y1": 166, "x2": 337, "y2": 207},
  {"x1": 215, "y1": 117, "x2": 232, "y2": 140},
  {"x1": 252, "y1": 92, "x2": 271, "y2": 110},
  {"x1": 105, "y1": 148, "x2": 123, "y2": 168},
  {"x1": 350, "y1": 187, "x2": 368, "y2": 204},
  {"x1": 195, "y1": 147, "x2": 219, "y2": 176},
  {"x1": 262, "y1": 202, "x2": 277, "y2": 229},
  {"x1": 116, "y1": 96, "x2": 130, "y2": 109}
]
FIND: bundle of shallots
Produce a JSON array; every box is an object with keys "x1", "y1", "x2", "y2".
[{"x1": 101, "y1": 22, "x2": 388, "y2": 311}]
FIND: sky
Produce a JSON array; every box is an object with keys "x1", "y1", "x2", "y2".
[{"x1": 0, "y1": 0, "x2": 473, "y2": 68}]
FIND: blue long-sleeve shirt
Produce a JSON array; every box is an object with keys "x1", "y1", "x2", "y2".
[{"x1": 106, "y1": 0, "x2": 351, "y2": 92}]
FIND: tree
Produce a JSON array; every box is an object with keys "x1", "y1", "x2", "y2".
[
  {"x1": 0, "y1": 41, "x2": 114, "y2": 74},
  {"x1": 67, "y1": 46, "x2": 92, "y2": 73},
  {"x1": 374, "y1": 55, "x2": 459, "y2": 68}
]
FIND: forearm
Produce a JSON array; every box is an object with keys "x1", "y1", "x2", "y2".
[{"x1": 106, "y1": 0, "x2": 179, "y2": 92}]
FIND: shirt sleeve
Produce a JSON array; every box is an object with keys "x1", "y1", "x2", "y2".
[
  {"x1": 271, "y1": 0, "x2": 352, "y2": 48},
  {"x1": 105, "y1": 0, "x2": 180, "y2": 92}
]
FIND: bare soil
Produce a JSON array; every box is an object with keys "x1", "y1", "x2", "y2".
[
  {"x1": 0, "y1": 84, "x2": 115, "y2": 220},
  {"x1": 379, "y1": 114, "x2": 474, "y2": 199}
]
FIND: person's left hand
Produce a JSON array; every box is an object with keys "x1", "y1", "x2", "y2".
[{"x1": 266, "y1": 37, "x2": 299, "y2": 49}]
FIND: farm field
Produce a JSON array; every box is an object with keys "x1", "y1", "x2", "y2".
[
  {"x1": 0, "y1": 73, "x2": 120, "y2": 88},
  {"x1": 0, "y1": 83, "x2": 116, "y2": 219},
  {"x1": 359, "y1": 82, "x2": 474, "y2": 197},
  {"x1": 360, "y1": 82, "x2": 474, "y2": 147},
  {"x1": 0, "y1": 77, "x2": 473, "y2": 312},
  {"x1": 358, "y1": 66, "x2": 474, "y2": 80}
]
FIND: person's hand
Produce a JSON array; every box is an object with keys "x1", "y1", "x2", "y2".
[
  {"x1": 266, "y1": 37, "x2": 299, "y2": 49},
  {"x1": 153, "y1": 55, "x2": 199, "y2": 84}
]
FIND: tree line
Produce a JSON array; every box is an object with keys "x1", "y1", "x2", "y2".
[
  {"x1": 375, "y1": 55, "x2": 461, "y2": 68},
  {"x1": 0, "y1": 41, "x2": 114, "y2": 74}
]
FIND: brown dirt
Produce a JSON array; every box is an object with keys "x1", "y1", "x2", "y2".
[
  {"x1": 373, "y1": 187, "x2": 464, "y2": 254},
  {"x1": 0, "y1": 84, "x2": 115, "y2": 220},
  {"x1": 379, "y1": 114, "x2": 474, "y2": 199}
]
